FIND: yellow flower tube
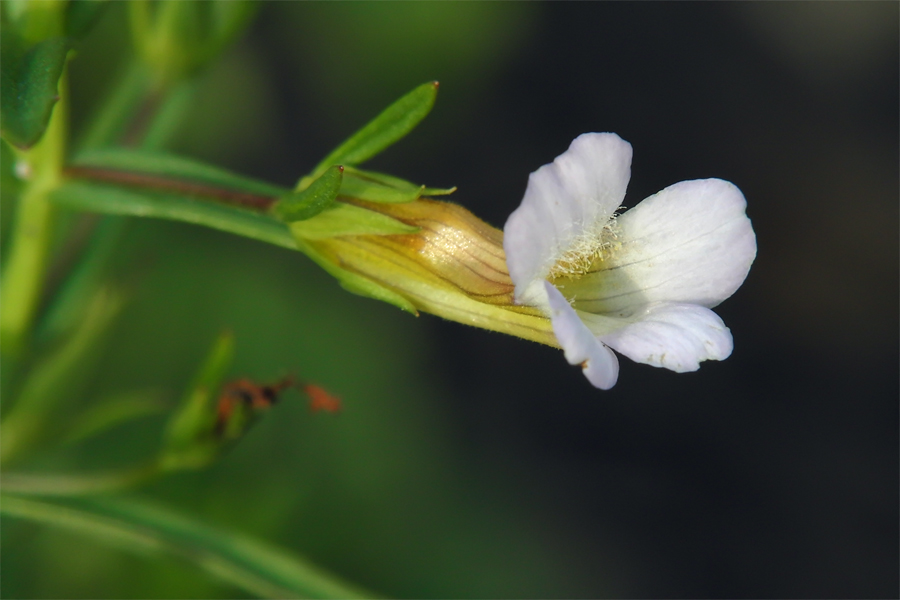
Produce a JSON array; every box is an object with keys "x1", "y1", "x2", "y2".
[{"x1": 293, "y1": 198, "x2": 558, "y2": 347}]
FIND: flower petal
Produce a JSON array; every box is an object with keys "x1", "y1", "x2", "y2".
[
  {"x1": 504, "y1": 133, "x2": 632, "y2": 306},
  {"x1": 544, "y1": 281, "x2": 619, "y2": 389},
  {"x1": 599, "y1": 303, "x2": 733, "y2": 373},
  {"x1": 567, "y1": 179, "x2": 756, "y2": 315}
]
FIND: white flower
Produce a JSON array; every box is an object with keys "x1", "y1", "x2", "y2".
[{"x1": 503, "y1": 133, "x2": 757, "y2": 389}]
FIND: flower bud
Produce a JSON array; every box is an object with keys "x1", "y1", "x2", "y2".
[{"x1": 291, "y1": 198, "x2": 558, "y2": 347}]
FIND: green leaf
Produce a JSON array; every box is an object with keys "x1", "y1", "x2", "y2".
[
  {"x1": 161, "y1": 331, "x2": 234, "y2": 470},
  {"x1": 274, "y1": 165, "x2": 343, "y2": 222},
  {"x1": 289, "y1": 202, "x2": 418, "y2": 240},
  {"x1": 0, "y1": 494, "x2": 372, "y2": 599},
  {"x1": 0, "y1": 33, "x2": 71, "y2": 149},
  {"x1": 339, "y1": 166, "x2": 456, "y2": 204},
  {"x1": 51, "y1": 181, "x2": 297, "y2": 250},
  {"x1": 309, "y1": 81, "x2": 439, "y2": 180},
  {"x1": 73, "y1": 148, "x2": 289, "y2": 198}
]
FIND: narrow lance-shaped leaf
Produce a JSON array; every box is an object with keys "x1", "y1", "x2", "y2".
[
  {"x1": 160, "y1": 331, "x2": 234, "y2": 471},
  {"x1": 0, "y1": 494, "x2": 371, "y2": 599},
  {"x1": 51, "y1": 181, "x2": 297, "y2": 250},
  {"x1": 274, "y1": 165, "x2": 343, "y2": 222},
  {"x1": 0, "y1": 33, "x2": 71, "y2": 149},
  {"x1": 307, "y1": 81, "x2": 439, "y2": 183},
  {"x1": 72, "y1": 148, "x2": 289, "y2": 198},
  {"x1": 163, "y1": 332, "x2": 234, "y2": 449}
]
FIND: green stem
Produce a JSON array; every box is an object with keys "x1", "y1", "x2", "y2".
[{"x1": 0, "y1": 65, "x2": 68, "y2": 361}]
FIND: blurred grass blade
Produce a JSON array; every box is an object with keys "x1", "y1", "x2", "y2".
[
  {"x1": 0, "y1": 286, "x2": 125, "y2": 466},
  {"x1": 76, "y1": 62, "x2": 153, "y2": 151},
  {"x1": 61, "y1": 389, "x2": 168, "y2": 446},
  {"x1": 1, "y1": 494, "x2": 372, "y2": 599},
  {"x1": 64, "y1": 0, "x2": 110, "y2": 39},
  {"x1": 75, "y1": 63, "x2": 194, "y2": 152},
  {"x1": 1, "y1": 464, "x2": 161, "y2": 496},
  {"x1": 0, "y1": 33, "x2": 71, "y2": 149},
  {"x1": 38, "y1": 216, "x2": 127, "y2": 343},
  {"x1": 309, "y1": 81, "x2": 439, "y2": 180},
  {"x1": 72, "y1": 149, "x2": 289, "y2": 198},
  {"x1": 51, "y1": 181, "x2": 297, "y2": 249},
  {"x1": 275, "y1": 165, "x2": 343, "y2": 222}
]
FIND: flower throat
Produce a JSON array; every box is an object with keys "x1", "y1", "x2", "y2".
[{"x1": 547, "y1": 215, "x2": 622, "y2": 280}]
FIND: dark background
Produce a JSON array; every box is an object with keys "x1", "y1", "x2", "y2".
[{"x1": 6, "y1": 2, "x2": 898, "y2": 598}]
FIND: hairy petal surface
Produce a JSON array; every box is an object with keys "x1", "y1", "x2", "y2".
[
  {"x1": 544, "y1": 282, "x2": 619, "y2": 389},
  {"x1": 504, "y1": 133, "x2": 632, "y2": 305},
  {"x1": 599, "y1": 303, "x2": 733, "y2": 373},
  {"x1": 569, "y1": 179, "x2": 756, "y2": 314}
]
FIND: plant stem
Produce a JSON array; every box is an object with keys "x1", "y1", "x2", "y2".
[{"x1": 0, "y1": 65, "x2": 68, "y2": 362}]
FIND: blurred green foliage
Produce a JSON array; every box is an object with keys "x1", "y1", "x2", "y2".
[
  {"x1": 2, "y1": 1, "x2": 897, "y2": 599},
  {"x1": 2, "y1": 5, "x2": 573, "y2": 597}
]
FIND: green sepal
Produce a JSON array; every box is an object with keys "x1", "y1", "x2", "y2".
[
  {"x1": 293, "y1": 238, "x2": 417, "y2": 314},
  {"x1": 338, "y1": 166, "x2": 456, "y2": 204},
  {"x1": 339, "y1": 172, "x2": 420, "y2": 204},
  {"x1": 289, "y1": 202, "x2": 418, "y2": 240},
  {"x1": 72, "y1": 148, "x2": 289, "y2": 198},
  {"x1": 346, "y1": 167, "x2": 456, "y2": 197},
  {"x1": 308, "y1": 81, "x2": 439, "y2": 181},
  {"x1": 0, "y1": 32, "x2": 72, "y2": 149},
  {"x1": 338, "y1": 277, "x2": 418, "y2": 315},
  {"x1": 273, "y1": 165, "x2": 342, "y2": 222}
]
